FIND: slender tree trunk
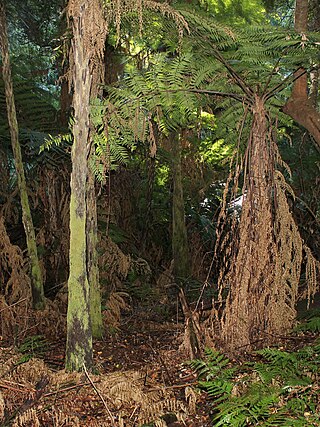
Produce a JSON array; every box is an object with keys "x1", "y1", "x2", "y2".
[
  {"x1": 170, "y1": 133, "x2": 190, "y2": 280},
  {"x1": 142, "y1": 154, "x2": 156, "y2": 246},
  {"x1": 0, "y1": 0, "x2": 45, "y2": 310},
  {"x1": 65, "y1": 3, "x2": 93, "y2": 372},
  {"x1": 87, "y1": 169, "x2": 103, "y2": 339},
  {"x1": 283, "y1": 0, "x2": 320, "y2": 148},
  {"x1": 86, "y1": 27, "x2": 107, "y2": 341}
]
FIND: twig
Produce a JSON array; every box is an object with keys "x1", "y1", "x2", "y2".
[
  {"x1": 82, "y1": 363, "x2": 115, "y2": 427},
  {"x1": 0, "y1": 298, "x2": 27, "y2": 313},
  {"x1": 43, "y1": 381, "x2": 100, "y2": 397},
  {"x1": 2, "y1": 379, "x2": 35, "y2": 389},
  {"x1": 129, "y1": 405, "x2": 139, "y2": 420},
  {"x1": 0, "y1": 383, "x2": 35, "y2": 393}
]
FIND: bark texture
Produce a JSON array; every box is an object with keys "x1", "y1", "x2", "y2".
[
  {"x1": 283, "y1": 0, "x2": 320, "y2": 148},
  {"x1": 170, "y1": 133, "x2": 190, "y2": 280},
  {"x1": 0, "y1": 0, "x2": 45, "y2": 310},
  {"x1": 86, "y1": 10, "x2": 108, "y2": 340},
  {"x1": 87, "y1": 169, "x2": 103, "y2": 339},
  {"x1": 65, "y1": 3, "x2": 93, "y2": 372}
]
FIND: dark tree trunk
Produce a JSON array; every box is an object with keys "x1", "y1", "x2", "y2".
[
  {"x1": 170, "y1": 133, "x2": 190, "y2": 280},
  {"x1": 283, "y1": 0, "x2": 320, "y2": 148},
  {"x1": 0, "y1": 0, "x2": 45, "y2": 310}
]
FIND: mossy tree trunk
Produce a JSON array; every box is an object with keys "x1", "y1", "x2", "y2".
[
  {"x1": 170, "y1": 132, "x2": 190, "y2": 280},
  {"x1": 0, "y1": 0, "x2": 45, "y2": 310},
  {"x1": 65, "y1": 2, "x2": 93, "y2": 372},
  {"x1": 85, "y1": 15, "x2": 108, "y2": 341},
  {"x1": 87, "y1": 169, "x2": 103, "y2": 339}
]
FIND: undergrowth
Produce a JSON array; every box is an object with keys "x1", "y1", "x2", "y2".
[
  {"x1": 191, "y1": 335, "x2": 320, "y2": 426},
  {"x1": 17, "y1": 335, "x2": 48, "y2": 363}
]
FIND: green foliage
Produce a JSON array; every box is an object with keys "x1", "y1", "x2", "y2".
[
  {"x1": 296, "y1": 309, "x2": 320, "y2": 333},
  {"x1": 17, "y1": 335, "x2": 48, "y2": 363},
  {"x1": 89, "y1": 98, "x2": 134, "y2": 181},
  {"x1": 41, "y1": 98, "x2": 134, "y2": 181},
  {"x1": 192, "y1": 343, "x2": 320, "y2": 426},
  {"x1": 190, "y1": 348, "x2": 236, "y2": 403}
]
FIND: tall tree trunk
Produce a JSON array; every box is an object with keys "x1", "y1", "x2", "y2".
[
  {"x1": 170, "y1": 133, "x2": 190, "y2": 280},
  {"x1": 87, "y1": 169, "x2": 103, "y2": 339},
  {"x1": 0, "y1": 0, "x2": 45, "y2": 310},
  {"x1": 65, "y1": 2, "x2": 93, "y2": 372},
  {"x1": 86, "y1": 18, "x2": 108, "y2": 341},
  {"x1": 283, "y1": 0, "x2": 320, "y2": 148}
]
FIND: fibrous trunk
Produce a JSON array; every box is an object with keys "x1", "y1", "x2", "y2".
[
  {"x1": 217, "y1": 96, "x2": 302, "y2": 352},
  {"x1": 0, "y1": 0, "x2": 45, "y2": 310}
]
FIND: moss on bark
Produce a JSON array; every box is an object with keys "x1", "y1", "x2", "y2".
[{"x1": 0, "y1": 1, "x2": 45, "y2": 310}]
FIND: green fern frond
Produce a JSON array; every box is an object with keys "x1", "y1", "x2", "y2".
[
  {"x1": 198, "y1": 379, "x2": 233, "y2": 402},
  {"x1": 214, "y1": 384, "x2": 279, "y2": 427}
]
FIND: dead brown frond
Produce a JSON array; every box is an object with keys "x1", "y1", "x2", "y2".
[
  {"x1": 0, "y1": 215, "x2": 30, "y2": 304},
  {"x1": 12, "y1": 409, "x2": 41, "y2": 427},
  {"x1": 50, "y1": 409, "x2": 81, "y2": 427},
  {"x1": 0, "y1": 215, "x2": 34, "y2": 342},
  {"x1": 303, "y1": 245, "x2": 320, "y2": 307},
  {"x1": 100, "y1": 369, "x2": 188, "y2": 425},
  {"x1": 0, "y1": 390, "x2": 5, "y2": 422},
  {"x1": 13, "y1": 358, "x2": 50, "y2": 385},
  {"x1": 99, "y1": 236, "x2": 131, "y2": 288},
  {"x1": 104, "y1": 291, "x2": 130, "y2": 330}
]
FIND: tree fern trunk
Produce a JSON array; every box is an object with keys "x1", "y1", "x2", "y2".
[
  {"x1": 65, "y1": 2, "x2": 93, "y2": 372},
  {"x1": 217, "y1": 96, "x2": 301, "y2": 352},
  {"x1": 170, "y1": 132, "x2": 190, "y2": 280},
  {"x1": 0, "y1": 0, "x2": 45, "y2": 310}
]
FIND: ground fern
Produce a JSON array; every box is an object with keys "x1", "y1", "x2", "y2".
[{"x1": 191, "y1": 343, "x2": 320, "y2": 426}]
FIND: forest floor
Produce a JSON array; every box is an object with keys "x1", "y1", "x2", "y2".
[
  {"x1": 1, "y1": 300, "x2": 319, "y2": 427},
  {"x1": 0, "y1": 311, "x2": 212, "y2": 427}
]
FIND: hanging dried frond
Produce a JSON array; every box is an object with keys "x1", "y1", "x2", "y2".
[
  {"x1": 0, "y1": 391, "x2": 4, "y2": 423},
  {"x1": 99, "y1": 236, "x2": 131, "y2": 285},
  {"x1": 303, "y1": 245, "x2": 320, "y2": 307},
  {"x1": 102, "y1": 0, "x2": 189, "y2": 40},
  {"x1": 0, "y1": 215, "x2": 30, "y2": 304},
  {"x1": 104, "y1": 291, "x2": 130, "y2": 329}
]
